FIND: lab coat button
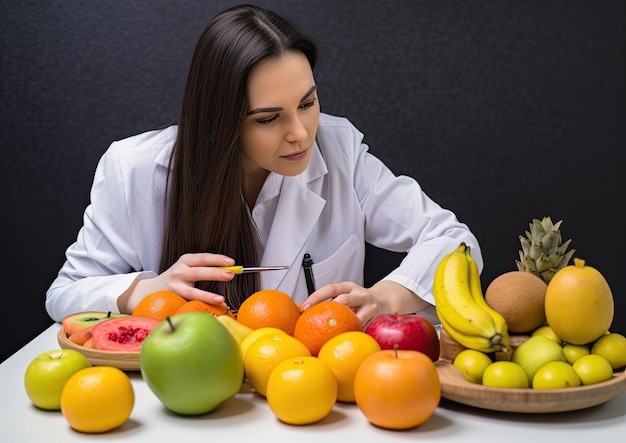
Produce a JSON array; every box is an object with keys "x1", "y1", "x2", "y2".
[{"x1": 255, "y1": 209, "x2": 262, "y2": 216}]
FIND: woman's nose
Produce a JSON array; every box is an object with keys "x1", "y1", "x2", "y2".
[{"x1": 285, "y1": 116, "x2": 308, "y2": 142}]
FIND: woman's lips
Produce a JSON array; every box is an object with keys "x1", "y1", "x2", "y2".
[{"x1": 282, "y1": 150, "x2": 307, "y2": 161}]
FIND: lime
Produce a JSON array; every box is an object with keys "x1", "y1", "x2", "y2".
[
  {"x1": 562, "y1": 343, "x2": 590, "y2": 365},
  {"x1": 532, "y1": 361, "x2": 581, "y2": 389},
  {"x1": 572, "y1": 354, "x2": 613, "y2": 385},
  {"x1": 531, "y1": 325, "x2": 562, "y2": 345},
  {"x1": 482, "y1": 361, "x2": 529, "y2": 389},
  {"x1": 591, "y1": 333, "x2": 626, "y2": 370},
  {"x1": 453, "y1": 349, "x2": 493, "y2": 384}
]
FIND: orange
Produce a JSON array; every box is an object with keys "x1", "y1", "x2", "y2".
[
  {"x1": 236, "y1": 289, "x2": 301, "y2": 335},
  {"x1": 244, "y1": 332, "x2": 311, "y2": 397},
  {"x1": 318, "y1": 331, "x2": 382, "y2": 402},
  {"x1": 354, "y1": 349, "x2": 440, "y2": 430},
  {"x1": 294, "y1": 300, "x2": 363, "y2": 356},
  {"x1": 60, "y1": 366, "x2": 134, "y2": 433},
  {"x1": 266, "y1": 356, "x2": 337, "y2": 425},
  {"x1": 132, "y1": 290, "x2": 187, "y2": 321},
  {"x1": 175, "y1": 300, "x2": 236, "y2": 319},
  {"x1": 240, "y1": 327, "x2": 287, "y2": 361}
]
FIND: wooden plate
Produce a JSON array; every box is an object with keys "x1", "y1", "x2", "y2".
[
  {"x1": 57, "y1": 328, "x2": 140, "y2": 371},
  {"x1": 435, "y1": 360, "x2": 626, "y2": 413}
]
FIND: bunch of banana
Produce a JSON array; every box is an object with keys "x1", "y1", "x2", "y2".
[{"x1": 434, "y1": 243, "x2": 510, "y2": 353}]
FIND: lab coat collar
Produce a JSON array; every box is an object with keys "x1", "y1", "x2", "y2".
[
  {"x1": 259, "y1": 141, "x2": 327, "y2": 291},
  {"x1": 297, "y1": 138, "x2": 327, "y2": 183}
]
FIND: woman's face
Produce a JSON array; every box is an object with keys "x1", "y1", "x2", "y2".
[{"x1": 240, "y1": 50, "x2": 320, "y2": 178}]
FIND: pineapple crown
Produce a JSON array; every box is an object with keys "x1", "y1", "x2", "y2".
[{"x1": 516, "y1": 216, "x2": 575, "y2": 284}]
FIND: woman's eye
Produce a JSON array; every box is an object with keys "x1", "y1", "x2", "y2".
[
  {"x1": 255, "y1": 98, "x2": 316, "y2": 125},
  {"x1": 257, "y1": 115, "x2": 279, "y2": 125},
  {"x1": 299, "y1": 98, "x2": 317, "y2": 110}
]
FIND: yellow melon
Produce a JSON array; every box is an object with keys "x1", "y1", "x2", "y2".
[{"x1": 544, "y1": 258, "x2": 614, "y2": 345}]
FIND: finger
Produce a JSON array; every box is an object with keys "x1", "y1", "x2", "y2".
[
  {"x1": 195, "y1": 292, "x2": 227, "y2": 306},
  {"x1": 180, "y1": 252, "x2": 236, "y2": 267},
  {"x1": 299, "y1": 284, "x2": 338, "y2": 311},
  {"x1": 181, "y1": 264, "x2": 236, "y2": 284},
  {"x1": 332, "y1": 293, "x2": 354, "y2": 306},
  {"x1": 333, "y1": 286, "x2": 371, "y2": 306},
  {"x1": 173, "y1": 285, "x2": 227, "y2": 305},
  {"x1": 299, "y1": 282, "x2": 359, "y2": 311}
]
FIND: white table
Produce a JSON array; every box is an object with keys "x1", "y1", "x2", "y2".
[{"x1": 2, "y1": 323, "x2": 625, "y2": 442}]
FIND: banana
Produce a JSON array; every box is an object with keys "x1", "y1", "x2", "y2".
[
  {"x1": 216, "y1": 315, "x2": 254, "y2": 347},
  {"x1": 433, "y1": 243, "x2": 505, "y2": 352},
  {"x1": 433, "y1": 244, "x2": 499, "y2": 338},
  {"x1": 439, "y1": 310, "x2": 502, "y2": 353},
  {"x1": 465, "y1": 246, "x2": 510, "y2": 351}
]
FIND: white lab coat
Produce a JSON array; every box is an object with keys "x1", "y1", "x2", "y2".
[{"x1": 45, "y1": 113, "x2": 482, "y2": 322}]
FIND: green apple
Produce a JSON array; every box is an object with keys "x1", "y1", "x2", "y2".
[
  {"x1": 140, "y1": 312, "x2": 244, "y2": 415},
  {"x1": 532, "y1": 361, "x2": 581, "y2": 389},
  {"x1": 24, "y1": 349, "x2": 92, "y2": 410},
  {"x1": 512, "y1": 335, "x2": 566, "y2": 383}
]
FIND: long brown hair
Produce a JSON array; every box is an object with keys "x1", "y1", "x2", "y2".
[{"x1": 160, "y1": 4, "x2": 317, "y2": 309}]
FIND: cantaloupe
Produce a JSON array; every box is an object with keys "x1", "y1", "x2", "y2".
[{"x1": 484, "y1": 271, "x2": 548, "y2": 334}]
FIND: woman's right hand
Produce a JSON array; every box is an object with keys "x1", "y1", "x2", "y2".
[{"x1": 117, "y1": 253, "x2": 237, "y2": 313}]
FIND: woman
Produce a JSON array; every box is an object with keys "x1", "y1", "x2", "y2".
[{"x1": 45, "y1": 4, "x2": 482, "y2": 326}]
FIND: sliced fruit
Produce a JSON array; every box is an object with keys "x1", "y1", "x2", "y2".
[
  {"x1": 67, "y1": 328, "x2": 94, "y2": 346},
  {"x1": 90, "y1": 317, "x2": 160, "y2": 352},
  {"x1": 61, "y1": 311, "x2": 130, "y2": 336}
]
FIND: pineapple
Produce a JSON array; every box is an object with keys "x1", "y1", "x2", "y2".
[{"x1": 516, "y1": 216, "x2": 575, "y2": 284}]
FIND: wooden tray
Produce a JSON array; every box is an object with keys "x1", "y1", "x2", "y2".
[
  {"x1": 57, "y1": 328, "x2": 141, "y2": 371},
  {"x1": 435, "y1": 360, "x2": 626, "y2": 413}
]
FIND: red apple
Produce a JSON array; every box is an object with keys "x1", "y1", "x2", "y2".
[{"x1": 365, "y1": 313, "x2": 440, "y2": 361}]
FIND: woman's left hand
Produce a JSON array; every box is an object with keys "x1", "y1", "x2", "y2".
[{"x1": 299, "y1": 280, "x2": 431, "y2": 328}]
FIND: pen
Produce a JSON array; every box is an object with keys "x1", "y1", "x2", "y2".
[
  {"x1": 218, "y1": 265, "x2": 288, "y2": 274},
  {"x1": 302, "y1": 253, "x2": 316, "y2": 295}
]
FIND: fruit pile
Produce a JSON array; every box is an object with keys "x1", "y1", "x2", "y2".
[
  {"x1": 29, "y1": 287, "x2": 443, "y2": 432},
  {"x1": 26, "y1": 215, "x2": 625, "y2": 433},
  {"x1": 441, "y1": 217, "x2": 625, "y2": 390},
  {"x1": 453, "y1": 330, "x2": 625, "y2": 389},
  {"x1": 226, "y1": 290, "x2": 441, "y2": 429}
]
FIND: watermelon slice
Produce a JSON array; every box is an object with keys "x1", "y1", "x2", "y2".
[{"x1": 91, "y1": 317, "x2": 160, "y2": 352}]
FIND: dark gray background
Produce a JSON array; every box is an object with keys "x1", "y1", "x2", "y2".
[{"x1": 2, "y1": 0, "x2": 624, "y2": 362}]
